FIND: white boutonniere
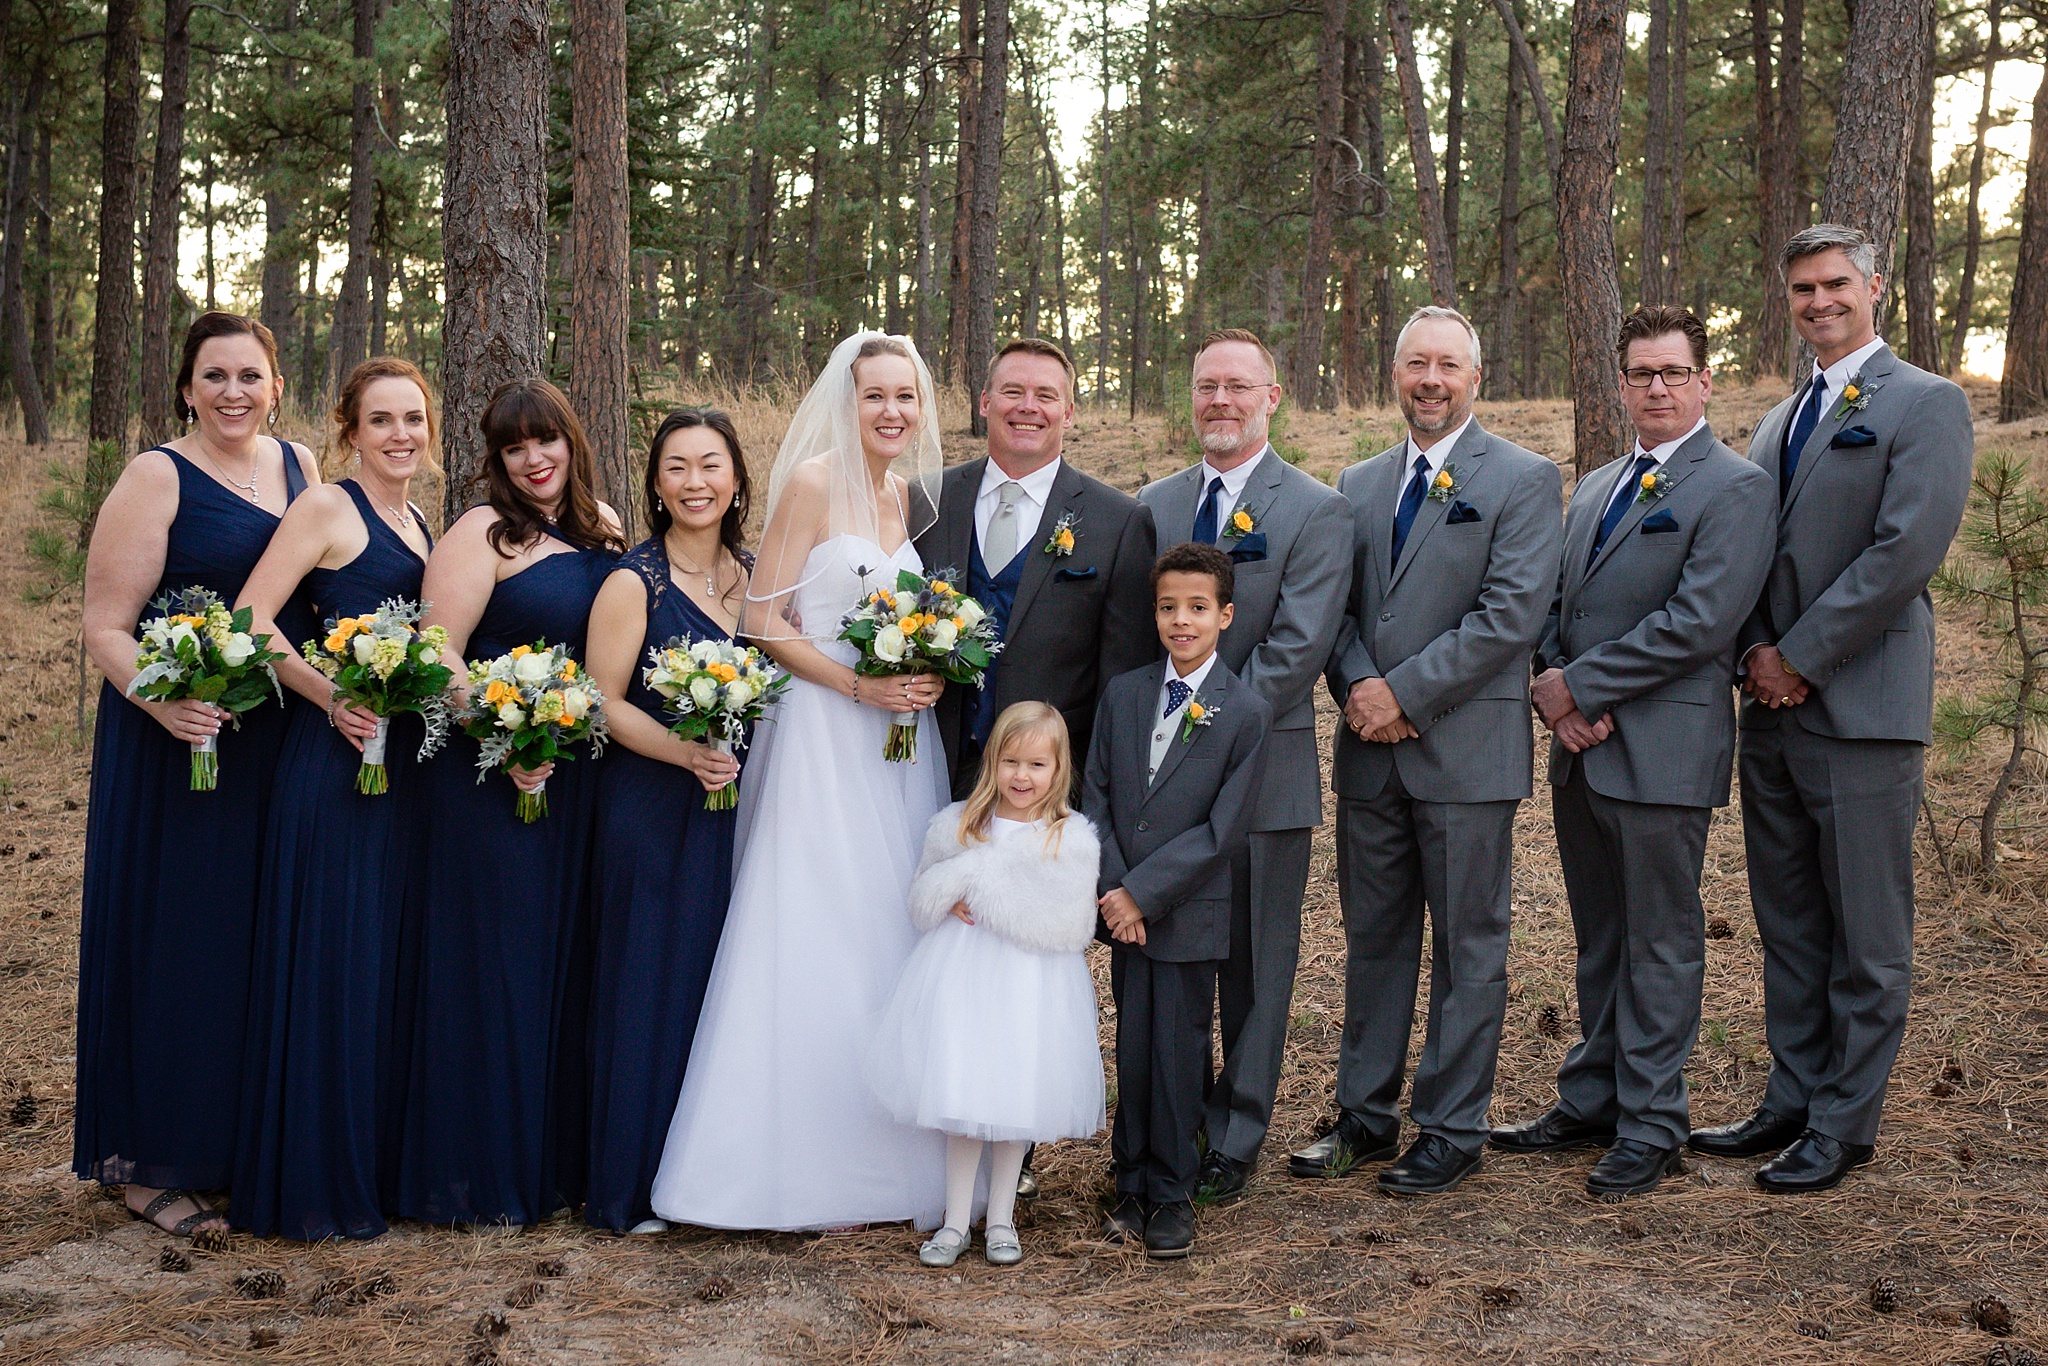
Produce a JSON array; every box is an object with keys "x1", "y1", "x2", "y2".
[
  {"x1": 1221, "y1": 503, "x2": 1261, "y2": 543},
  {"x1": 1425, "y1": 462, "x2": 1462, "y2": 503},
  {"x1": 1635, "y1": 469, "x2": 1674, "y2": 503},
  {"x1": 1179, "y1": 691, "x2": 1218, "y2": 743},
  {"x1": 1832, "y1": 373, "x2": 1872, "y2": 421},
  {"x1": 1041, "y1": 510, "x2": 1078, "y2": 558}
]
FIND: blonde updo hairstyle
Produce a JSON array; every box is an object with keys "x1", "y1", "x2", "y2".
[{"x1": 323, "y1": 356, "x2": 443, "y2": 481}]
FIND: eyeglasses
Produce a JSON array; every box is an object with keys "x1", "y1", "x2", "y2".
[
  {"x1": 1621, "y1": 366, "x2": 1703, "y2": 388},
  {"x1": 1192, "y1": 381, "x2": 1275, "y2": 399}
]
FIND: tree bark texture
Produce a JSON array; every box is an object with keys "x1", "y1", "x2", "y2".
[
  {"x1": 1387, "y1": 0, "x2": 1453, "y2": 307},
  {"x1": 1818, "y1": 0, "x2": 1931, "y2": 292},
  {"x1": 1496, "y1": 53, "x2": 1523, "y2": 398},
  {"x1": 3, "y1": 56, "x2": 47, "y2": 444},
  {"x1": 89, "y1": 0, "x2": 144, "y2": 446},
  {"x1": 328, "y1": 0, "x2": 384, "y2": 398},
  {"x1": 1443, "y1": 27, "x2": 1465, "y2": 297},
  {"x1": 1949, "y1": 2, "x2": 2000, "y2": 376},
  {"x1": 1339, "y1": 32, "x2": 1368, "y2": 407},
  {"x1": 1556, "y1": 0, "x2": 1628, "y2": 473},
  {"x1": 1905, "y1": 24, "x2": 1938, "y2": 374},
  {"x1": 946, "y1": 0, "x2": 978, "y2": 385},
  {"x1": 1492, "y1": 0, "x2": 1560, "y2": 180},
  {"x1": 2000, "y1": 58, "x2": 2048, "y2": 421},
  {"x1": 1292, "y1": 0, "x2": 1349, "y2": 403},
  {"x1": 963, "y1": 0, "x2": 1007, "y2": 432},
  {"x1": 569, "y1": 0, "x2": 633, "y2": 533},
  {"x1": 32, "y1": 121, "x2": 51, "y2": 393},
  {"x1": 442, "y1": 0, "x2": 550, "y2": 520},
  {"x1": 1755, "y1": 0, "x2": 1804, "y2": 381},
  {"x1": 728, "y1": 2, "x2": 779, "y2": 382},
  {"x1": 1642, "y1": 0, "x2": 1673, "y2": 304}
]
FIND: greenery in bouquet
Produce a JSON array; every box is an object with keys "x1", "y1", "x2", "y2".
[
  {"x1": 458, "y1": 641, "x2": 609, "y2": 822},
  {"x1": 643, "y1": 636, "x2": 790, "y2": 809},
  {"x1": 837, "y1": 567, "x2": 1001, "y2": 762},
  {"x1": 300, "y1": 597, "x2": 457, "y2": 794},
  {"x1": 127, "y1": 587, "x2": 287, "y2": 790}
]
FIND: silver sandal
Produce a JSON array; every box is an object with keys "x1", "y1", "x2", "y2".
[{"x1": 131, "y1": 1189, "x2": 221, "y2": 1239}]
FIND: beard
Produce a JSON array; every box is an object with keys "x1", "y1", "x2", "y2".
[
  {"x1": 1399, "y1": 390, "x2": 1470, "y2": 435},
  {"x1": 1198, "y1": 410, "x2": 1268, "y2": 457}
]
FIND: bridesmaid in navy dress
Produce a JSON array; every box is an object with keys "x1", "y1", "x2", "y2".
[
  {"x1": 230, "y1": 359, "x2": 441, "y2": 1240},
  {"x1": 76, "y1": 312, "x2": 319, "y2": 1237},
  {"x1": 582, "y1": 409, "x2": 753, "y2": 1233},
  {"x1": 397, "y1": 378, "x2": 624, "y2": 1226}
]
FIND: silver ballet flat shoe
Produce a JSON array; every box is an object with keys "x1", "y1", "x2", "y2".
[
  {"x1": 628, "y1": 1217, "x2": 671, "y2": 1235},
  {"x1": 918, "y1": 1226, "x2": 970, "y2": 1267},
  {"x1": 983, "y1": 1224, "x2": 1023, "y2": 1265}
]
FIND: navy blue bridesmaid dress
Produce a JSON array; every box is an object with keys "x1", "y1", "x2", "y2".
[
  {"x1": 75, "y1": 442, "x2": 307, "y2": 1194},
  {"x1": 395, "y1": 526, "x2": 615, "y2": 1226},
  {"x1": 583, "y1": 539, "x2": 746, "y2": 1231},
  {"x1": 232, "y1": 480, "x2": 431, "y2": 1240}
]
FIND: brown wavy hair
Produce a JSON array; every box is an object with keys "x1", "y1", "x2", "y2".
[
  {"x1": 476, "y1": 378, "x2": 625, "y2": 558},
  {"x1": 175, "y1": 311, "x2": 282, "y2": 424},
  {"x1": 324, "y1": 357, "x2": 443, "y2": 480},
  {"x1": 645, "y1": 407, "x2": 750, "y2": 565}
]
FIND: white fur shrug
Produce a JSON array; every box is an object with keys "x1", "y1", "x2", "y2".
[{"x1": 906, "y1": 802, "x2": 1102, "y2": 955}]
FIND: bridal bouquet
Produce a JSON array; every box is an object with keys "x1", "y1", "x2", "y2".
[
  {"x1": 838, "y1": 568, "x2": 1001, "y2": 763},
  {"x1": 643, "y1": 637, "x2": 789, "y2": 809},
  {"x1": 300, "y1": 598, "x2": 456, "y2": 795},
  {"x1": 127, "y1": 587, "x2": 287, "y2": 791},
  {"x1": 457, "y1": 642, "x2": 609, "y2": 822}
]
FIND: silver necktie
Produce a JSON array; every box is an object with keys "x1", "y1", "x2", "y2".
[{"x1": 984, "y1": 480, "x2": 1025, "y2": 571}]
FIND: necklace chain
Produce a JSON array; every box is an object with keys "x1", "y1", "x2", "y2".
[
  {"x1": 665, "y1": 539, "x2": 722, "y2": 599},
  {"x1": 198, "y1": 440, "x2": 260, "y2": 503}
]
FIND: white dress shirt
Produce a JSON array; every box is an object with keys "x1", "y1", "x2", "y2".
[
  {"x1": 1404, "y1": 415, "x2": 1474, "y2": 486},
  {"x1": 974, "y1": 456, "x2": 1064, "y2": 566},
  {"x1": 1193, "y1": 446, "x2": 1268, "y2": 536},
  {"x1": 1797, "y1": 334, "x2": 1888, "y2": 431},
  {"x1": 1149, "y1": 651, "x2": 1219, "y2": 783}
]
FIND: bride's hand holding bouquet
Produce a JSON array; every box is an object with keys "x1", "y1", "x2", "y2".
[
  {"x1": 838, "y1": 568, "x2": 1000, "y2": 762},
  {"x1": 457, "y1": 641, "x2": 610, "y2": 822}
]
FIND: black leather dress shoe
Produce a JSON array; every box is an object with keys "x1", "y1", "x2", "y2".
[
  {"x1": 1490, "y1": 1106, "x2": 1617, "y2": 1154},
  {"x1": 1195, "y1": 1151, "x2": 1251, "y2": 1204},
  {"x1": 1376, "y1": 1133, "x2": 1481, "y2": 1196},
  {"x1": 1754, "y1": 1130, "x2": 1874, "y2": 1194},
  {"x1": 1686, "y1": 1106, "x2": 1804, "y2": 1158},
  {"x1": 1101, "y1": 1195, "x2": 1147, "y2": 1243},
  {"x1": 1586, "y1": 1139, "x2": 1685, "y2": 1199},
  {"x1": 1143, "y1": 1199, "x2": 1196, "y2": 1259},
  {"x1": 1288, "y1": 1112, "x2": 1400, "y2": 1178}
]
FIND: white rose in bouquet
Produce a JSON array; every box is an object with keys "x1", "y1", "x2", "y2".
[
  {"x1": 221, "y1": 633, "x2": 256, "y2": 667},
  {"x1": 352, "y1": 632, "x2": 378, "y2": 665},
  {"x1": 689, "y1": 639, "x2": 721, "y2": 665},
  {"x1": 561, "y1": 687, "x2": 592, "y2": 721},
  {"x1": 169, "y1": 620, "x2": 199, "y2": 651},
  {"x1": 687, "y1": 675, "x2": 721, "y2": 711},
  {"x1": 874, "y1": 624, "x2": 908, "y2": 663},
  {"x1": 955, "y1": 598, "x2": 986, "y2": 629},
  {"x1": 513, "y1": 651, "x2": 553, "y2": 684},
  {"x1": 723, "y1": 678, "x2": 754, "y2": 709},
  {"x1": 497, "y1": 702, "x2": 527, "y2": 729},
  {"x1": 417, "y1": 644, "x2": 440, "y2": 667},
  {"x1": 925, "y1": 619, "x2": 958, "y2": 653}
]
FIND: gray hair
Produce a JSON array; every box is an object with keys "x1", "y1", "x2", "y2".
[
  {"x1": 1394, "y1": 306, "x2": 1483, "y2": 369},
  {"x1": 1780, "y1": 224, "x2": 1880, "y2": 282}
]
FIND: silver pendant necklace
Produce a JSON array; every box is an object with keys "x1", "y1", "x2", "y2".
[{"x1": 201, "y1": 442, "x2": 261, "y2": 503}]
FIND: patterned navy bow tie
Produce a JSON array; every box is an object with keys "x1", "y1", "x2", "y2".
[{"x1": 1164, "y1": 678, "x2": 1192, "y2": 718}]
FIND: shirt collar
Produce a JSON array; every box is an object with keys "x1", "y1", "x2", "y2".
[
  {"x1": 1631, "y1": 415, "x2": 1707, "y2": 469},
  {"x1": 1405, "y1": 416, "x2": 1474, "y2": 480},
  {"x1": 977, "y1": 455, "x2": 1064, "y2": 505},
  {"x1": 1200, "y1": 447, "x2": 1268, "y2": 500},
  {"x1": 1811, "y1": 335, "x2": 1887, "y2": 394},
  {"x1": 1165, "y1": 650, "x2": 1219, "y2": 700}
]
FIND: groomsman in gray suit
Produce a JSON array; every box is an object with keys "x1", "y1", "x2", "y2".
[
  {"x1": 1489, "y1": 305, "x2": 1775, "y2": 1198},
  {"x1": 1688, "y1": 225, "x2": 1973, "y2": 1192},
  {"x1": 1292, "y1": 306, "x2": 1563, "y2": 1195},
  {"x1": 1136, "y1": 329, "x2": 1352, "y2": 1202}
]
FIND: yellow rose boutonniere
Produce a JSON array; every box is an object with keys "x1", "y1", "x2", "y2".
[
  {"x1": 1180, "y1": 690, "x2": 1219, "y2": 743},
  {"x1": 1041, "y1": 510, "x2": 1080, "y2": 558},
  {"x1": 1635, "y1": 469, "x2": 1673, "y2": 503},
  {"x1": 1426, "y1": 462, "x2": 1463, "y2": 503},
  {"x1": 1832, "y1": 373, "x2": 1872, "y2": 421},
  {"x1": 1222, "y1": 504, "x2": 1262, "y2": 543}
]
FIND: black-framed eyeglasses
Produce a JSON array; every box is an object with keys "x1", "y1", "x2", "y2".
[
  {"x1": 1192, "y1": 381, "x2": 1276, "y2": 399},
  {"x1": 1621, "y1": 366, "x2": 1703, "y2": 388}
]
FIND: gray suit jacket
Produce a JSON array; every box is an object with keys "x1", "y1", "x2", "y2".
[
  {"x1": 1327, "y1": 421, "x2": 1564, "y2": 804},
  {"x1": 1736, "y1": 343, "x2": 1974, "y2": 743},
  {"x1": 1139, "y1": 447, "x2": 1352, "y2": 831},
  {"x1": 1083, "y1": 658, "x2": 1272, "y2": 963},
  {"x1": 1538, "y1": 424, "x2": 1776, "y2": 808},
  {"x1": 918, "y1": 457, "x2": 1159, "y2": 796}
]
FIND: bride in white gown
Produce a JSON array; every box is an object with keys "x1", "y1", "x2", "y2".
[{"x1": 650, "y1": 333, "x2": 953, "y2": 1231}]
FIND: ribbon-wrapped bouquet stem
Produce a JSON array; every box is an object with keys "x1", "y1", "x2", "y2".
[
  {"x1": 300, "y1": 598, "x2": 456, "y2": 794},
  {"x1": 643, "y1": 637, "x2": 789, "y2": 809},
  {"x1": 837, "y1": 568, "x2": 1000, "y2": 763}
]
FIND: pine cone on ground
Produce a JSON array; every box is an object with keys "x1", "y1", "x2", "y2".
[
  {"x1": 1536, "y1": 1005, "x2": 1564, "y2": 1039},
  {"x1": 349, "y1": 1270, "x2": 397, "y2": 1302},
  {"x1": 1974, "y1": 1296, "x2": 2015, "y2": 1336},
  {"x1": 1705, "y1": 916, "x2": 1734, "y2": 940},
  {"x1": 1796, "y1": 1320, "x2": 1833, "y2": 1341},
  {"x1": 1479, "y1": 1285, "x2": 1522, "y2": 1308},
  {"x1": 190, "y1": 1226, "x2": 230, "y2": 1255},
  {"x1": 234, "y1": 1269, "x2": 287, "y2": 1300},
  {"x1": 8, "y1": 1091, "x2": 35, "y2": 1126},
  {"x1": 1408, "y1": 1270, "x2": 1436, "y2": 1288},
  {"x1": 534, "y1": 1257, "x2": 569, "y2": 1279},
  {"x1": 1986, "y1": 1345, "x2": 2041, "y2": 1366},
  {"x1": 156, "y1": 1247, "x2": 190, "y2": 1274},
  {"x1": 504, "y1": 1281, "x2": 546, "y2": 1308},
  {"x1": 248, "y1": 1326, "x2": 282, "y2": 1350},
  {"x1": 471, "y1": 1309, "x2": 510, "y2": 1343},
  {"x1": 1868, "y1": 1275, "x2": 1901, "y2": 1313},
  {"x1": 309, "y1": 1276, "x2": 355, "y2": 1303},
  {"x1": 1281, "y1": 1326, "x2": 1330, "y2": 1356},
  {"x1": 695, "y1": 1273, "x2": 736, "y2": 1303}
]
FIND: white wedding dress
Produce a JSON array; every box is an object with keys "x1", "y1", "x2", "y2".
[{"x1": 649, "y1": 534, "x2": 951, "y2": 1231}]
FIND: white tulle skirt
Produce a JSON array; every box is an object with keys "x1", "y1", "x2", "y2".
[{"x1": 865, "y1": 918, "x2": 1106, "y2": 1144}]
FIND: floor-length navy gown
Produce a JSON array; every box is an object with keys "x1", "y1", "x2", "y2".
[
  {"x1": 583, "y1": 539, "x2": 745, "y2": 1231},
  {"x1": 75, "y1": 443, "x2": 307, "y2": 1193},
  {"x1": 395, "y1": 526, "x2": 615, "y2": 1226},
  {"x1": 232, "y1": 481, "x2": 431, "y2": 1240}
]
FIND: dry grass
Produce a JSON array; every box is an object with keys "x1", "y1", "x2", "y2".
[{"x1": 0, "y1": 385, "x2": 2044, "y2": 1364}]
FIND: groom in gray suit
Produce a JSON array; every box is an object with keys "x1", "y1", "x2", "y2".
[
  {"x1": 1489, "y1": 305, "x2": 1775, "y2": 1198},
  {"x1": 1689, "y1": 225, "x2": 1973, "y2": 1192},
  {"x1": 1292, "y1": 306, "x2": 1563, "y2": 1195},
  {"x1": 1137, "y1": 329, "x2": 1351, "y2": 1202}
]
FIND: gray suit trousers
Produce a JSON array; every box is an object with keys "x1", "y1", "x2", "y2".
[
  {"x1": 1110, "y1": 948, "x2": 1218, "y2": 1205},
  {"x1": 1739, "y1": 722, "x2": 1922, "y2": 1146},
  {"x1": 1551, "y1": 770, "x2": 1710, "y2": 1148},
  {"x1": 1204, "y1": 827, "x2": 1313, "y2": 1162},
  {"x1": 1334, "y1": 771, "x2": 1517, "y2": 1154}
]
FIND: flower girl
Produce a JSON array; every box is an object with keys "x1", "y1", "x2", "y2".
[{"x1": 866, "y1": 702, "x2": 1106, "y2": 1266}]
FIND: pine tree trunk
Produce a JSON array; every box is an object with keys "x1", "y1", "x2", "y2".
[
  {"x1": 327, "y1": 0, "x2": 382, "y2": 398},
  {"x1": 1949, "y1": 3, "x2": 2000, "y2": 376},
  {"x1": 89, "y1": 0, "x2": 144, "y2": 446},
  {"x1": 945, "y1": 0, "x2": 978, "y2": 386},
  {"x1": 963, "y1": 0, "x2": 1007, "y2": 431},
  {"x1": 441, "y1": 0, "x2": 550, "y2": 520},
  {"x1": 3, "y1": 57, "x2": 47, "y2": 444},
  {"x1": 2000, "y1": 59, "x2": 2048, "y2": 421},
  {"x1": 1556, "y1": 0, "x2": 1628, "y2": 474},
  {"x1": 1386, "y1": 0, "x2": 1453, "y2": 307},
  {"x1": 1094, "y1": 0, "x2": 1111, "y2": 400},
  {"x1": 1289, "y1": 0, "x2": 1348, "y2": 404},
  {"x1": 802, "y1": 57, "x2": 830, "y2": 369},
  {"x1": 729, "y1": 4, "x2": 778, "y2": 383},
  {"x1": 1362, "y1": 28, "x2": 1393, "y2": 404},
  {"x1": 1666, "y1": 0, "x2": 1687, "y2": 298},
  {"x1": 1443, "y1": 27, "x2": 1465, "y2": 299},
  {"x1": 1642, "y1": 0, "x2": 1673, "y2": 305},
  {"x1": 914, "y1": 42, "x2": 937, "y2": 362},
  {"x1": 569, "y1": 0, "x2": 632, "y2": 531},
  {"x1": 31, "y1": 121, "x2": 51, "y2": 393},
  {"x1": 1496, "y1": 54, "x2": 1523, "y2": 398},
  {"x1": 1905, "y1": 25, "x2": 1939, "y2": 373},
  {"x1": 1755, "y1": 0, "x2": 1804, "y2": 382},
  {"x1": 1339, "y1": 33, "x2": 1367, "y2": 408},
  {"x1": 1818, "y1": 0, "x2": 1930, "y2": 291},
  {"x1": 1492, "y1": 0, "x2": 1560, "y2": 179}
]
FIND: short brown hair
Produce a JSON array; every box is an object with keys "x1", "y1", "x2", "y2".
[
  {"x1": 1152, "y1": 541, "x2": 1235, "y2": 606},
  {"x1": 1616, "y1": 304, "x2": 1709, "y2": 370},
  {"x1": 176, "y1": 311, "x2": 282, "y2": 423},
  {"x1": 988, "y1": 337, "x2": 1076, "y2": 395},
  {"x1": 1195, "y1": 328, "x2": 1277, "y2": 382}
]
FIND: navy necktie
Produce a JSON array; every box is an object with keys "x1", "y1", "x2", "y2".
[
  {"x1": 1192, "y1": 476, "x2": 1224, "y2": 545},
  {"x1": 1164, "y1": 677, "x2": 1191, "y2": 719},
  {"x1": 1390, "y1": 453, "x2": 1431, "y2": 565},
  {"x1": 1590, "y1": 453, "x2": 1658, "y2": 565},
  {"x1": 1781, "y1": 376, "x2": 1829, "y2": 498}
]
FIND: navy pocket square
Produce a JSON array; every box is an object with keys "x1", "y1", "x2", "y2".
[
  {"x1": 1639, "y1": 509, "x2": 1680, "y2": 534},
  {"x1": 1054, "y1": 565, "x2": 1098, "y2": 581},
  {"x1": 1831, "y1": 425, "x2": 1878, "y2": 448},
  {"x1": 1445, "y1": 500, "x2": 1482, "y2": 525},
  {"x1": 1228, "y1": 532, "x2": 1268, "y2": 562}
]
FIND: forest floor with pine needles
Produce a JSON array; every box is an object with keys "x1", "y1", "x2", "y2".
[{"x1": 0, "y1": 383, "x2": 2044, "y2": 1365}]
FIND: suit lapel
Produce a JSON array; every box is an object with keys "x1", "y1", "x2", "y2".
[
  {"x1": 1006, "y1": 460, "x2": 1085, "y2": 629},
  {"x1": 1157, "y1": 464, "x2": 1205, "y2": 544},
  {"x1": 1783, "y1": 344, "x2": 1895, "y2": 516},
  {"x1": 1363, "y1": 447, "x2": 1406, "y2": 593},
  {"x1": 1128, "y1": 661, "x2": 1165, "y2": 797},
  {"x1": 1561, "y1": 457, "x2": 1628, "y2": 612},
  {"x1": 1749, "y1": 392, "x2": 1794, "y2": 493},
  {"x1": 1585, "y1": 425, "x2": 1714, "y2": 581},
  {"x1": 1238, "y1": 447, "x2": 1287, "y2": 530},
  {"x1": 1145, "y1": 663, "x2": 1228, "y2": 803},
  {"x1": 1388, "y1": 422, "x2": 1490, "y2": 594},
  {"x1": 935, "y1": 460, "x2": 980, "y2": 576}
]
